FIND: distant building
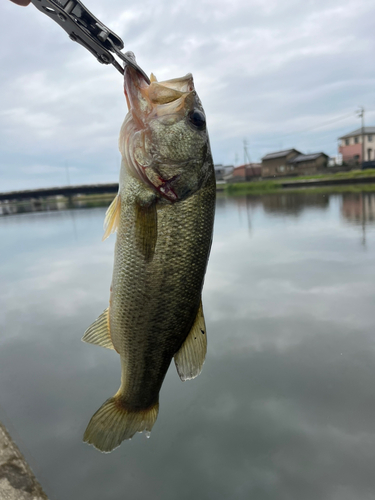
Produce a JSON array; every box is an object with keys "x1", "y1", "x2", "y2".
[
  {"x1": 339, "y1": 126, "x2": 375, "y2": 163},
  {"x1": 289, "y1": 153, "x2": 329, "y2": 175},
  {"x1": 261, "y1": 149, "x2": 301, "y2": 177},
  {"x1": 232, "y1": 163, "x2": 261, "y2": 181},
  {"x1": 328, "y1": 155, "x2": 343, "y2": 167},
  {"x1": 214, "y1": 164, "x2": 234, "y2": 182},
  {"x1": 261, "y1": 149, "x2": 328, "y2": 177}
]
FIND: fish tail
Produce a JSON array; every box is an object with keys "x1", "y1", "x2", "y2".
[{"x1": 83, "y1": 395, "x2": 159, "y2": 452}]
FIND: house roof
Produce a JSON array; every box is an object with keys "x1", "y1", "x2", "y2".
[
  {"x1": 262, "y1": 149, "x2": 301, "y2": 161},
  {"x1": 339, "y1": 127, "x2": 375, "y2": 139},
  {"x1": 289, "y1": 153, "x2": 328, "y2": 163}
]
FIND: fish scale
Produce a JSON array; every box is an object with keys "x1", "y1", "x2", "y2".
[
  {"x1": 82, "y1": 68, "x2": 215, "y2": 452},
  {"x1": 111, "y1": 174, "x2": 215, "y2": 397}
]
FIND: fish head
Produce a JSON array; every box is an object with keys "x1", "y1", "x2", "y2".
[{"x1": 120, "y1": 65, "x2": 212, "y2": 202}]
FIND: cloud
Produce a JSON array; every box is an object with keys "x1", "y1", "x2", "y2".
[{"x1": 1, "y1": 0, "x2": 375, "y2": 191}]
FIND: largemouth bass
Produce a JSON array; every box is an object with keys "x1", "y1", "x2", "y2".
[{"x1": 82, "y1": 59, "x2": 216, "y2": 452}]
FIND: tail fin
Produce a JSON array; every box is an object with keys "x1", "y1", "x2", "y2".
[{"x1": 83, "y1": 396, "x2": 159, "y2": 452}]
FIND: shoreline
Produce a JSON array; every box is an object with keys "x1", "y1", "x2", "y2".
[
  {"x1": 0, "y1": 422, "x2": 48, "y2": 500},
  {"x1": 1, "y1": 172, "x2": 375, "y2": 210},
  {"x1": 225, "y1": 171, "x2": 375, "y2": 195}
]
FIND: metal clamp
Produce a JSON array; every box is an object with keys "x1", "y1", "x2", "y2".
[{"x1": 30, "y1": 0, "x2": 150, "y2": 83}]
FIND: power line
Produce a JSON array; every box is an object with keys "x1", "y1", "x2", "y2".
[
  {"x1": 238, "y1": 108, "x2": 374, "y2": 161},
  {"x1": 277, "y1": 112, "x2": 355, "y2": 138},
  {"x1": 244, "y1": 108, "x2": 374, "y2": 147}
]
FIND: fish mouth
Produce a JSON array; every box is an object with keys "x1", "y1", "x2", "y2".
[{"x1": 124, "y1": 66, "x2": 194, "y2": 120}]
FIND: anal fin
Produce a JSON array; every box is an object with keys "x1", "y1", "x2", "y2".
[
  {"x1": 82, "y1": 308, "x2": 115, "y2": 350},
  {"x1": 174, "y1": 300, "x2": 207, "y2": 381}
]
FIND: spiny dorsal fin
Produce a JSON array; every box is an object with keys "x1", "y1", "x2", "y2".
[
  {"x1": 135, "y1": 201, "x2": 157, "y2": 262},
  {"x1": 174, "y1": 300, "x2": 207, "y2": 381},
  {"x1": 103, "y1": 194, "x2": 121, "y2": 241},
  {"x1": 82, "y1": 308, "x2": 115, "y2": 350}
]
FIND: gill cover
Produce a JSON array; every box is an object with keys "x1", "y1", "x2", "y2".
[{"x1": 119, "y1": 66, "x2": 210, "y2": 203}]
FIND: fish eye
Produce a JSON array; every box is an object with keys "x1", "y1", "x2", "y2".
[{"x1": 188, "y1": 109, "x2": 206, "y2": 130}]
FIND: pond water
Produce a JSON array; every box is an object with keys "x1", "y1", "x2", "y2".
[{"x1": 1, "y1": 191, "x2": 375, "y2": 500}]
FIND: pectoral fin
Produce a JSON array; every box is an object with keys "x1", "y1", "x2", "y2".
[
  {"x1": 103, "y1": 194, "x2": 121, "y2": 241},
  {"x1": 174, "y1": 300, "x2": 207, "y2": 381},
  {"x1": 135, "y1": 201, "x2": 157, "y2": 262},
  {"x1": 82, "y1": 308, "x2": 115, "y2": 350}
]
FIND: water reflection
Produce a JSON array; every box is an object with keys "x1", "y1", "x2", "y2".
[
  {"x1": 258, "y1": 192, "x2": 329, "y2": 216},
  {"x1": 341, "y1": 192, "x2": 375, "y2": 225},
  {"x1": 0, "y1": 195, "x2": 114, "y2": 217},
  {"x1": 217, "y1": 191, "x2": 331, "y2": 221},
  {"x1": 4, "y1": 191, "x2": 375, "y2": 226},
  {"x1": 1, "y1": 191, "x2": 375, "y2": 500}
]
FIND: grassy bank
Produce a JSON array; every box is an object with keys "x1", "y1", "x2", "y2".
[
  {"x1": 226, "y1": 180, "x2": 281, "y2": 195},
  {"x1": 225, "y1": 169, "x2": 375, "y2": 195},
  {"x1": 281, "y1": 168, "x2": 375, "y2": 182}
]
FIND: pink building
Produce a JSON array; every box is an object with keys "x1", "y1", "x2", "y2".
[{"x1": 339, "y1": 127, "x2": 375, "y2": 163}]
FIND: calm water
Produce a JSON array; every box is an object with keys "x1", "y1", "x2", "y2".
[{"x1": 1, "y1": 191, "x2": 375, "y2": 500}]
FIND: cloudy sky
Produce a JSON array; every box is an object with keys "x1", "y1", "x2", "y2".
[{"x1": 1, "y1": 0, "x2": 375, "y2": 191}]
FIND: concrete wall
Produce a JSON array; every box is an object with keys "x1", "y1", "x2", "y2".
[{"x1": 0, "y1": 423, "x2": 48, "y2": 500}]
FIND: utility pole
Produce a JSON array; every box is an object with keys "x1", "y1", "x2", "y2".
[
  {"x1": 243, "y1": 139, "x2": 251, "y2": 180},
  {"x1": 357, "y1": 107, "x2": 365, "y2": 167}
]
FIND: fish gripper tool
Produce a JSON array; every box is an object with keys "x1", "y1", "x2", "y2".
[{"x1": 30, "y1": 0, "x2": 150, "y2": 84}]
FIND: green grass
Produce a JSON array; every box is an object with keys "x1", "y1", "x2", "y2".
[
  {"x1": 224, "y1": 169, "x2": 375, "y2": 195},
  {"x1": 225, "y1": 180, "x2": 281, "y2": 195},
  {"x1": 225, "y1": 182, "x2": 375, "y2": 196},
  {"x1": 283, "y1": 184, "x2": 375, "y2": 195},
  {"x1": 284, "y1": 168, "x2": 375, "y2": 182}
]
